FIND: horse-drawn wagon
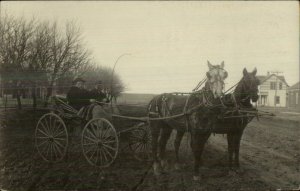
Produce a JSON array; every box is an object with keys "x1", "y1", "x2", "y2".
[{"x1": 35, "y1": 96, "x2": 152, "y2": 168}]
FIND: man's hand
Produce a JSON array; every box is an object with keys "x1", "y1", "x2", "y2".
[{"x1": 90, "y1": 99, "x2": 96, "y2": 103}]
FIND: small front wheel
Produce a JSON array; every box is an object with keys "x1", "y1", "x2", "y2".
[
  {"x1": 128, "y1": 122, "x2": 152, "y2": 162},
  {"x1": 81, "y1": 118, "x2": 119, "y2": 168}
]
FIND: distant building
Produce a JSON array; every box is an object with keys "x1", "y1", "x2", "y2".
[
  {"x1": 257, "y1": 73, "x2": 289, "y2": 107},
  {"x1": 287, "y1": 82, "x2": 300, "y2": 110}
]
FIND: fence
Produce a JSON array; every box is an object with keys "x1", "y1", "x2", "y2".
[{"x1": 0, "y1": 97, "x2": 48, "y2": 110}]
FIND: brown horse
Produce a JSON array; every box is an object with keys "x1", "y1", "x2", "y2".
[
  {"x1": 148, "y1": 61, "x2": 228, "y2": 179},
  {"x1": 173, "y1": 67, "x2": 260, "y2": 179}
]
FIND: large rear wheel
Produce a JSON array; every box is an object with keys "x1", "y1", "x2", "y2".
[{"x1": 35, "y1": 113, "x2": 68, "y2": 162}]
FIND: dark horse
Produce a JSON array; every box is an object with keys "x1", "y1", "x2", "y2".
[
  {"x1": 173, "y1": 67, "x2": 260, "y2": 180},
  {"x1": 148, "y1": 62, "x2": 228, "y2": 179}
]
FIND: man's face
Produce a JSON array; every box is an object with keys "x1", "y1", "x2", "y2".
[
  {"x1": 96, "y1": 84, "x2": 103, "y2": 90},
  {"x1": 76, "y1": 81, "x2": 84, "y2": 89}
]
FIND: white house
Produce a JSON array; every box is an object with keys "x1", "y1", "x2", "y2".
[
  {"x1": 257, "y1": 73, "x2": 289, "y2": 107},
  {"x1": 287, "y1": 82, "x2": 300, "y2": 111}
]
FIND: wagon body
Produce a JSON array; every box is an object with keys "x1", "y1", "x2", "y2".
[{"x1": 35, "y1": 96, "x2": 151, "y2": 168}]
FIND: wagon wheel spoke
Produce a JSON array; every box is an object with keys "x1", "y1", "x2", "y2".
[
  {"x1": 53, "y1": 127, "x2": 65, "y2": 138},
  {"x1": 99, "y1": 149, "x2": 107, "y2": 165},
  {"x1": 83, "y1": 142, "x2": 97, "y2": 146},
  {"x1": 128, "y1": 134, "x2": 143, "y2": 142},
  {"x1": 36, "y1": 139, "x2": 49, "y2": 148},
  {"x1": 102, "y1": 146, "x2": 113, "y2": 159},
  {"x1": 37, "y1": 126, "x2": 50, "y2": 138},
  {"x1": 84, "y1": 134, "x2": 98, "y2": 143},
  {"x1": 39, "y1": 122, "x2": 50, "y2": 136},
  {"x1": 84, "y1": 144, "x2": 97, "y2": 155},
  {"x1": 52, "y1": 143, "x2": 59, "y2": 160},
  {"x1": 102, "y1": 135, "x2": 116, "y2": 144},
  {"x1": 103, "y1": 140, "x2": 117, "y2": 144},
  {"x1": 135, "y1": 143, "x2": 144, "y2": 152},
  {"x1": 100, "y1": 126, "x2": 111, "y2": 140},
  {"x1": 45, "y1": 142, "x2": 51, "y2": 157},
  {"x1": 40, "y1": 142, "x2": 49, "y2": 156},
  {"x1": 102, "y1": 143, "x2": 117, "y2": 152},
  {"x1": 93, "y1": 121, "x2": 103, "y2": 138},
  {"x1": 52, "y1": 120, "x2": 62, "y2": 137},
  {"x1": 90, "y1": 123, "x2": 99, "y2": 138},
  {"x1": 50, "y1": 142, "x2": 55, "y2": 161},
  {"x1": 36, "y1": 136, "x2": 49, "y2": 139},
  {"x1": 43, "y1": 118, "x2": 51, "y2": 136},
  {"x1": 86, "y1": 127, "x2": 98, "y2": 140},
  {"x1": 53, "y1": 139, "x2": 65, "y2": 150},
  {"x1": 88, "y1": 148, "x2": 98, "y2": 162},
  {"x1": 54, "y1": 137, "x2": 67, "y2": 141},
  {"x1": 49, "y1": 115, "x2": 53, "y2": 135},
  {"x1": 52, "y1": 142, "x2": 63, "y2": 157}
]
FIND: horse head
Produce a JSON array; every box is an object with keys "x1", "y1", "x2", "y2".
[
  {"x1": 238, "y1": 68, "x2": 260, "y2": 103},
  {"x1": 206, "y1": 61, "x2": 228, "y2": 98}
]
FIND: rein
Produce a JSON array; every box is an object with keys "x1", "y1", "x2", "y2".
[{"x1": 193, "y1": 77, "x2": 207, "y2": 92}]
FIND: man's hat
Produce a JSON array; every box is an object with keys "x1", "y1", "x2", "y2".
[
  {"x1": 95, "y1": 80, "x2": 103, "y2": 85},
  {"x1": 73, "y1": 77, "x2": 86, "y2": 84}
]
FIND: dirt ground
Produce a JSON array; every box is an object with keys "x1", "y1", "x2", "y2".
[{"x1": 0, "y1": 107, "x2": 299, "y2": 191}]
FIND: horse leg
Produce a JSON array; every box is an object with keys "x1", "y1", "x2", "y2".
[
  {"x1": 151, "y1": 122, "x2": 162, "y2": 176},
  {"x1": 227, "y1": 132, "x2": 234, "y2": 169},
  {"x1": 174, "y1": 130, "x2": 185, "y2": 170},
  {"x1": 233, "y1": 130, "x2": 244, "y2": 168},
  {"x1": 191, "y1": 131, "x2": 210, "y2": 181},
  {"x1": 158, "y1": 126, "x2": 172, "y2": 171}
]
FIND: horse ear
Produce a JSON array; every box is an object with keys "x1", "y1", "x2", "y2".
[
  {"x1": 243, "y1": 68, "x2": 248, "y2": 76},
  {"x1": 252, "y1": 67, "x2": 257, "y2": 76},
  {"x1": 220, "y1": 61, "x2": 224, "y2": 69},
  {"x1": 207, "y1": 61, "x2": 213, "y2": 70},
  {"x1": 206, "y1": 71, "x2": 211, "y2": 78}
]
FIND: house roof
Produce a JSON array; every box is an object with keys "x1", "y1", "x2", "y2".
[
  {"x1": 288, "y1": 82, "x2": 300, "y2": 90},
  {"x1": 256, "y1": 74, "x2": 289, "y2": 86}
]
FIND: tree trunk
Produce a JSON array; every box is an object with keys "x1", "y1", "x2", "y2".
[
  {"x1": 44, "y1": 85, "x2": 53, "y2": 107},
  {"x1": 16, "y1": 91, "x2": 22, "y2": 110},
  {"x1": 32, "y1": 84, "x2": 37, "y2": 109}
]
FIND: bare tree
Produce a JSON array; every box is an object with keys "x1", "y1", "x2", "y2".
[
  {"x1": 0, "y1": 15, "x2": 35, "y2": 109},
  {"x1": 80, "y1": 65, "x2": 125, "y2": 101},
  {"x1": 0, "y1": 15, "x2": 92, "y2": 108},
  {"x1": 43, "y1": 21, "x2": 91, "y2": 106}
]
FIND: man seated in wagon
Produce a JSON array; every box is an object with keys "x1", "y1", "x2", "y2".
[
  {"x1": 66, "y1": 77, "x2": 113, "y2": 121},
  {"x1": 89, "y1": 80, "x2": 110, "y2": 104},
  {"x1": 66, "y1": 77, "x2": 91, "y2": 111}
]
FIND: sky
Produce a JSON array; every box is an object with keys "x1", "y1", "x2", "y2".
[{"x1": 1, "y1": 1, "x2": 299, "y2": 94}]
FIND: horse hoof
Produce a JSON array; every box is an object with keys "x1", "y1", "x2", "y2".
[
  {"x1": 193, "y1": 176, "x2": 201, "y2": 181},
  {"x1": 174, "y1": 163, "x2": 181, "y2": 171},
  {"x1": 161, "y1": 160, "x2": 169, "y2": 171},
  {"x1": 153, "y1": 162, "x2": 162, "y2": 176},
  {"x1": 228, "y1": 170, "x2": 237, "y2": 176}
]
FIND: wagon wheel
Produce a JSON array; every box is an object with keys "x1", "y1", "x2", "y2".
[
  {"x1": 81, "y1": 118, "x2": 119, "y2": 168},
  {"x1": 128, "y1": 122, "x2": 152, "y2": 162},
  {"x1": 35, "y1": 113, "x2": 68, "y2": 163}
]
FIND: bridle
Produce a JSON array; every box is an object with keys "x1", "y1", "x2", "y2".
[{"x1": 206, "y1": 66, "x2": 228, "y2": 95}]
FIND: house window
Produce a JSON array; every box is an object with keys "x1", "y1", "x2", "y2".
[
  {"x1": 275, "y1": 96, "x2": 280, "y2": 104},
  {"x1": 296, "y1": 93, "x2": 299, "y2": 105},
  {"x1": 270, "y1": 82, "x2": 276, "y2": 90},
  {"x1": 279, "y1": 83, "x2": 282, "y2": 90}
]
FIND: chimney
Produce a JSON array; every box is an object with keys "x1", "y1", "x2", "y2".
[{"x1": 267, "y1": 71, "x2": 270, "y2": 76}]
